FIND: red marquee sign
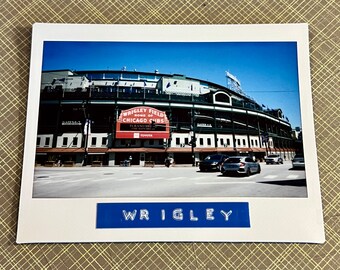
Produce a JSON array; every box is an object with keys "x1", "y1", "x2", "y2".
[{"x1": 116, "y1": 106, "x2": 170, "y2": 139}]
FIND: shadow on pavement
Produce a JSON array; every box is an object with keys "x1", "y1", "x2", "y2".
[
  {"x1": 289, "y1": 167, "x2": 305, "y2": 171},
  {"x1": 217, "y1": 174, "x2": 244, "y2": 178},
  {"x1": 196, "y1": 171, "x2": 221, "y2": 173},
  {"x1": 259, "y1": 179, "x2": 307, "y2": 187}
]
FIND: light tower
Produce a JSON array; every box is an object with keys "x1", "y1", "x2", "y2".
[{"x1": 226, "y1": 71, "x2": 243, "y2": 95}]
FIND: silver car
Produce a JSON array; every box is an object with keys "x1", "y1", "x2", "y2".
[
  {"x1": 264, "y1": 154, "x2": 283, "y2": 164},
  {"x1": 292, "y1": 154, "x2": 305, "y2": 169},
  {"x1": 221, "y1": 156, "x2": 261, "y2": 176}
]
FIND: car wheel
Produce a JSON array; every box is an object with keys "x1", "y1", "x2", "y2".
[{"x1": 246, "y1": 168, "x2": 251, "y2": 176}]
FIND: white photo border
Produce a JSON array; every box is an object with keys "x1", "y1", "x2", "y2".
[{"x1": 17, "y1": 23, "x2": 325, "y2": 243}]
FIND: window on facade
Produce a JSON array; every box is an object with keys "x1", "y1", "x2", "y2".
[
  {"x1": 220, "y1": 138, "x2": 224, "y2": 146},
  {"x1": 158, "y1": 139, "x2": 163, "y2": 145},
  {"x1": 243, "y1": 139, "x2": 246, "y2": 146},
  {"x1": 44, "y1": 137, "x2": 50, "y2": 146},
  {"x1": 227, "y1": 138, "x2": 230, "y2": 146},
  {"x1": 86, "y1": 73, "x2": 104, "y2": 80},
  {"x1": 104, "y1": 73, "x2": 120, "y2": 80},
  {"x1": 131, "y1": 139, "x2": 136, "y2": 145},
  {"x1": 237, "y1": 139, "x2": 240, "y2": 146},
  {"x1": 102, "y1": 137, "x2": 107, "y2": 146},
  {"x1": 149, "y1": 139, "x2": 154, "y2": 145},
  {"x1": 122, "y1": 73, "x2": 139, "y2": 80},
  {"x1": 255, "y1": 140, "x2": 258, "y2": 146},
  {"x1": 140, "y1": 74, "x2": 157, "y2": 81},
  {"x1": 200, "y1": 138, "x2": 204, "y2": 146},
  {"x1": 215, "y1": 93, "x2": 230, "y2": 103},
  {"x1": 175, "y1": 138, "x2": 180, "y2": 145},
  {"x1": 207, "y1": 138, "x2": 211, "y2": 146},
  {"x1": 72, "y1": 137, "x2": 78, "y2": 146},
  {"x1": 251, "y1": 140, "x2": 254, "y2": 146},
  {"x1": 184, "y1": 138, "x2": 189, "y2": 145},
  {"x1": 37, "y1": 137, "x2": 41, "y2": 146},
  {"x1": 62, "y1": 137, "x2": 68, "y2": 146},
  {"x1": 91, "y1": 137, "x2": 97, "y2": 146}
]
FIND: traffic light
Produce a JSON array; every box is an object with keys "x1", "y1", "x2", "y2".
[{"x1": 190, "y1": 137, "x2": 197, "y2": 148}]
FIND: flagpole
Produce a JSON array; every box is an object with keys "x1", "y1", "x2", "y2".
[
  {"x1": 83, "y1": 119, "x2": 90, "y2": 166},
  {"x1": 143, "y1": 81, "x2": 146, "y2": 99}
]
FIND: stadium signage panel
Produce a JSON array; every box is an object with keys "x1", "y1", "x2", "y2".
[
  {"x1": 197, "y1": 123, "x2": 213, "y2": 128},
  {"x1": 61, "y1": 121, "x2": 81, "y2": 126},
  {"x1": 116, "y1": 106, "x2": 170, "y2": 139}
]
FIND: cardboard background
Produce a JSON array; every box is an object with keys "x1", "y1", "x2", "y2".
[{"x1": 1, "y1": 0, "x2": 338, "y2": 268}]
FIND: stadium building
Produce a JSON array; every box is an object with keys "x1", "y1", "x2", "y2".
[{"x1": 36, "y1": 69, "x2": 297, "y2": 166}]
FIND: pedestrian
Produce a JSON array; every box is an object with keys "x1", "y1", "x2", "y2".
[
  {"x1": 165, "y1": 156, "x2": 174, "y2": 167},
  {"x1": 57, "y1": 155, "x2": 62, "y2": 167}
]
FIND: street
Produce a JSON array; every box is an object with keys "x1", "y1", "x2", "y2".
[{"x1": 33, "y1": 162, "x2": 307, "y2": 198}]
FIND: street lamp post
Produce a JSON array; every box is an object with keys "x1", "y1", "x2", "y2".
[
  {"x1": 82, "y1": 99, "x2": 91, "y2": 167},
  {"x1": 83, "y1": 118, "x2": 90, "y2": 166},
  {"x1": 190, "y1": 134, "x2": 197, "y2": 166},
  {"x1": 190, "y1": 110, "x2": 197, "y2": 167}
]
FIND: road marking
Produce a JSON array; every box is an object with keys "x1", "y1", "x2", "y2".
[
  {"x1": 286, "y1": 175, "x2": 299, "y2": 179},
  {"x1": 34, "y1": 180, "x2": 53, "y2": 185},
  {"x1": 143, "y1": 177, "x2": 163, "y2": 181},
  {"x1": 264, "y1": 175, "x2": 278, "y2": 179},
  {"x1": 67, "y1": 178, "x2": 95, "y2": 183},
  {"x1": 93, "y1": 177, "x2": 115, "y2": 182},
  {"x1": 192, "y1": 176, "x2": 210, "y2": 180},
  {"x1": 36, "y1": 177, "x2": 94, "y2": 184},
  {"x1": 167, "y1": 177, "x2": 186, "y2": 181},
  {"x1": 116, "y1": 177, "x2": 139, "y2": 182},
  {"x1": 196, "y1": 181, "x2": 256, "y2": 185}
]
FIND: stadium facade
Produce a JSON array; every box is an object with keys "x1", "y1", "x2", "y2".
[{"x1": 36, "y1": 69, "x2": 299, "y2": 166}]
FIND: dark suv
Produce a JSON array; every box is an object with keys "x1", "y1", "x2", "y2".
[{"x1": 199, "y1": 154, "x2": 228, "y2": 172}]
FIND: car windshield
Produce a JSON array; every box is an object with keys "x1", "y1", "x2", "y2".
[
  {"x1": 204, "y1": 155, "x2": 222, "y2": 161},
  {"x1": 225, "y1": 158, "x2": 241, "y2": 163}
]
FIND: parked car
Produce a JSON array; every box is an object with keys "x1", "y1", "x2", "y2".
[
  {"x1": 221, "y1": 156, "x2": 261, "y2": 176},
  {"x1": 199, "y1": 154, "x2": 228, "y2": 172},
  {"x1": 292, "y1": 154, "x2": 305, "y2": 169},
  {"x1": 264, "y1": 154, "x2": 283, "y2": 164}
]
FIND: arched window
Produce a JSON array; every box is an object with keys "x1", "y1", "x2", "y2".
[{"x1": 213, "y1": 92, "x2": 231, "y2": 105}]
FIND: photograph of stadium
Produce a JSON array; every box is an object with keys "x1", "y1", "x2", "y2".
[{"x1": 33, "y1": 41, "x2": 306, "y2": 198}]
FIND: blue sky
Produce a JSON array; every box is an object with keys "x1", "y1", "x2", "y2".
[{"x1": 42, "y1": 41, "x2": 301, "y2": 128}]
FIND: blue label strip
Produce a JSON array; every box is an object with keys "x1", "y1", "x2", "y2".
[{"x1": 96, "y1": 202, "x2": 250, "y2": 228}]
